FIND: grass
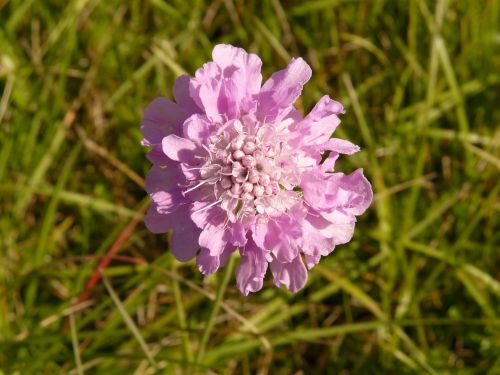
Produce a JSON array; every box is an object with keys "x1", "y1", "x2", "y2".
[{"x1": 0, "y1": 0, "x2": 499, "y2": 373}]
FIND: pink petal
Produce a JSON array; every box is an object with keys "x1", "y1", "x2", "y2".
[
  {"x1": 141, "y1": 97, "x2": 186, "y2": 144},
  {"x1": 189, "y1": 62, "x2": 222, "y2": 120},
  {"x1": 197, "y1": 244, "x2": 235, "y2": 275},
  {"x1": 301, "y1": 168, "x2": 372, "y2": 217},
  {"x1": 199, "y1": 221, "x2": 226, "y2": 256},
  {"x1": 323, "y1": 138, "x2": 360, "y2": 155},
  {"x1": 265, "y1": 218, "x2": 300, "y2": 263},
  {"x1": 319, "y1": 210, "x2": 356, "y2": 245},
  {"x1": 162, "y1": 134, "x2": 199, "y2": 164},
  {"x1": 270, "y1": 256, "x2": 308, "y2": 293},
  {"x1": 253, "y1": 208, "x2": 304, "y2": 263},
  {"x1": 228, "y1": 219, "x2": 248, "y2": 247},
  {"x1": 258, "y1": 57, "x2": 312, "y2": 120},
  {"x1": 212, "y1": 44, "x2": 263, "y2": 97},
  {"x1": 145, "y1": 164, "x2": 179, "y2": 195},
  {"x1": 337, "y1": 169, "x2": 373, "y2": 216},
  {"x1": 301, "y1": 215, "x2": 335, "y2": 258},
  {"x1": 144, "y1": 205, "x2": 200, "y2": 262},
  {"x1": 305, "y1": 254, "x2": 321, "y2": 269},
  {"x1": 217, "y1": 78, "x2": 239, "y2": 119},
  {"x1": 183, "y1": 114, "x2": 212, "y2": 146},
  {"x1": 236, "y1": 238, "x2": 268, "y2": 296},
  {"x1": 190, "y1": 202, "x2": 224, "y2": 229},
  {"x1": 174, "y1": 75, "x2": 202, "y2": 114},
  {"x1": 306, "y1": 95, "x2": 344, "y2": 121},
  {"x1": 146, "y1": 144, "x2": 171, "y2": 166},
  {"x1": 301, "y1": 96, "x2": 342, "y2": 143},
  {"x1": 146, "y1": 166, "x2": 187, "y2": 213}
]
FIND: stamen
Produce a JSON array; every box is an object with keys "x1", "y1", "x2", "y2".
[
  {"x1": 182, "y1": 179, "x2": 209, "y2": 195},
  {"x1": 192, "y1": 199, "x2": 223, "y2": 214}
]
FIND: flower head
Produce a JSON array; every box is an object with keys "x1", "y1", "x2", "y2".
[{"x1": 142, "y1": 44, "x2": 372, "y2": 295}]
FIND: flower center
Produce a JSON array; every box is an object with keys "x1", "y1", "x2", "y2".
[{"x1": 194, "y1": 118, "x2": 285, "y2": 216}]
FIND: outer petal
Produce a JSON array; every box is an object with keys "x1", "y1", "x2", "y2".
[
  {"x1": 144, "y1": 204, "x2": 200, "y2": 262},
  {"x1": 301, "y1": 168, "x2": 372, "y2": 217},
  {"x1": 264, "y1": 218, "x2": 300, "y2": 263},
  {"x1": 174, "y1": 75, "x2": 202, "y2": 114},
  {"x1": 336, "y1": 169, "x2": 373, "y2": 216},
  {"x1": 318, "y1": 210, "x2": 356, "y2": 245},
  {"x1": 252, "y1": 208, "x2": 304, "y2": 263},
  {"x1": 300, "y1": 215, "x2": 335, "y2": 259},
  {"x1": 236, "y1": 238, "x2": 269, "y2": 296},
  {"x1": 197, "y1": 244, "x2": 235, "y2": 275},
  {"x1": 183, "y1": 114, "x2": 212, "y2": 146},
  {"x1": 216, "y1": 78, "x2": 239, "y2": 119},
  {"x1": 145, "y1": 165, "x2": 187, "y2": 213},
  {"x1": 141, "y1": 97, "x2": 186, "y2": 144},
  {"x1": 307, "y1": 95, "x2": 344, "y2": 119},
  {"x1": 322, "y1": 138, "x2": 360, "y2": 155},
  {"x1": 145, "y1": 164, "x2": 179, "y2": 193},
  {"x1": 162, "y1": 134, "x2": 200, "y2": 164},
  {"x1": 189, "y1": 62, "x2": 222, "y2": 120},
  {"x1": 228, "y1": 219, "x2": 248, "y2": 247},
  {"x1": 199, "y1": 221, "x2": 226, "y2": 256},
  {"x1": 257, "y1": 57, "x2": 312, "y2": 120},
  {"x1": 146, "y1": 144, "x2": 171, "y2": 166},
  {"x1": 270, "y1": 256, "x2": 308, "y2": 293},
  {"x1": 212, "y1": 44, "x2": 263, "y2": 96},
  {"x1": 295, "y1": 95, "x2": 344, "y2": 146}
]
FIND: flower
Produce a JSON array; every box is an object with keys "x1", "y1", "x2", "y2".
[{"x1": 141, "y1": 44, "x2": 372, "y2": 295}]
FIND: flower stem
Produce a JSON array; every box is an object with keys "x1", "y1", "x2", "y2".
[{"x1": 196, "y1": 253, "x2": 236, "y2": 365}]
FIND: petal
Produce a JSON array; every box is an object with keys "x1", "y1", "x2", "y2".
[
  {"x1": 253, "y1": 209, "x2": 303, "y2": 263},
  {"x1": 196, "y1": 248, "x2": 220, "y2": 275},
  {"x1": 144, "y1": 203, "x2": 171, "y2": 234},
  {"x1": 228, "y1": 219, "x2": 248, "y2": 247},
  {"x1": 322, "y1": 138, "x2": 360, "y2": 155},
  {"x1": 190, "y1": 202, "x2": 224, "y2": 229},
  {"x1": 145, "y1": 164, "x2": 179, "y2": 195},
  {"x1": 319, "y1": 211, "x2": 356, "y2": 245},
  {"x1": 170, "y1": 216, "x2": 201, "y2": 262},
  {"x1": 141, "y1": 97, "x2": 186, "y2": 144},
  {"x1": 258, "y1": 57, "x2": 312, "y2": 120},
  {"x1": 306, "y1": 95, "x2": 344, "y2": 121},
  {"x1": 301, "y1": 168, "x2": 372, "y2": 217},
  {"x1": 146, "y1": 144, "x2": 171, "y2": 166},
  {"x1": 199, "y1": 221, "x2": 226, "y2": 256},
  {"x1": 304, "y1": 254, "x2": 321, "y2": 270},
  {"x1": 183, "y1": 114, "x2": 212, "y2": 146},
  {"x1": 301, "y1": 96, "x2": 342, "y2": 143},
  {"x1": 337, "y1": 169, "x2": 373, "y2": 216},
  {"x1": 162, "y1": 134, "x2": 199, "y2": 164},
  {"x1": 212, "y1": 44, "x2": 263, "y2": 97},
  {"x1": 236, "y1": 238, "x2": 269, "y2": 296},
  {"x1": 174, "y1": 75, "x2": 202, "y2": 114},
  {"x1": 144, "y1": 205, "x2": 200, "y2": 262},
  {"x1": 301, "y1": 214, "x2": 335, "y2": 258},
  {"x1": 189, "y1": 62, "x2": 222, "y2": 119},
  {"x1": 270, "y1": 256, "x2": 308, "y2": 293},
  {"x1": 197, "y1": 244, "x2": 235, "y2": 275},
  {"x1": 217, "y1": 78, "x2": 239, "y2": 119},
  {"x1": 265, "y1": 219, "x2": 300, "y2": 263},
  {"x1": 301, "y1": 168, "x2": 331, "y2": 210},
  {"x1": 146, "y1": 166, "x2": 187, "y2": 213}
]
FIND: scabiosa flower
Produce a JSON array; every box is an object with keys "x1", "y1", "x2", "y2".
[{"x1": 141, "y1": 44, "x2": 372, "y2": 295}]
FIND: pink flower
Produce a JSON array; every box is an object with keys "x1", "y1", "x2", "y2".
[{"x1": 141, "y1": 44, "x2": 372, "y2": 295}]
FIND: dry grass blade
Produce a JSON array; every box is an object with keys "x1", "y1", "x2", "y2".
[
  {"x1": 69, "y1": 312, "x2": 84, "y2": 375},
  {"x1": 102, "y1": 275, "x2": 157, "y2": 369}
]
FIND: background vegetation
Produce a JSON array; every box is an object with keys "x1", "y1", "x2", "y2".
[{"x1": 1, "y1": 0, "x2": 499, "y2": 373}]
